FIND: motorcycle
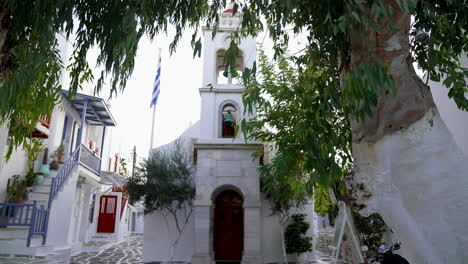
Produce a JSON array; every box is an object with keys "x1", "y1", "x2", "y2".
[{"x1": 367, "y1": 243, "x2": 410, "y2": 264}]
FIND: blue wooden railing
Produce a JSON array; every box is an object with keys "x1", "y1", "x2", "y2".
[
  {"x1": 0, "y1": 201, "x2": 48, "y2": 246},
  {"x1": 48, "y1": 147, "x2": 80, "y2": 208},
  {"x1": 28, "y1": 202, "x2": 49, "y2": 246},
  {"x1": 0, "y1": 202, "x2": 35, "y2": 227}
]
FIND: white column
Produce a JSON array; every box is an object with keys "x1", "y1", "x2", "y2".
[
  {"x1": 242, "y1": 205, "x2": 263, "y2": 264},
  {"x1": 192, "y1": 204, "x2": 212, "y2": 264}
]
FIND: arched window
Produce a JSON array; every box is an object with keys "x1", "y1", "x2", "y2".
[
  {"x1": 221, "y1": 104, "x2": 236, "y2": 138},
  {"x1": 216, "y1": 49, "x2": 244, "y2": 85}
]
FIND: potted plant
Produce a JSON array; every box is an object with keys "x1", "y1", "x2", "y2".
[
  {"x1": 24, "y1": 169, "x2": 38, "y2": 187},
  {"x1": 39, "y1": 148, "x2": 50, "y2": 177},
  {"x1": 23, "y1": 138, "x2": 44, "y2": 187},
  {"x1": 56, "y1": 145, "x2": 65, "y2": 163},
  {"x1": 49, "y1": 151, "x2": 59, "y2": 170},
  {"x1": 6, "y1": 175, "x2": 29, "y2": 203},
  {"x1": 1, "y1": 176, "x2": 29, "y2": 227},
  {"x1": 50, "y1": 145, "x2": 65, "y2": 168}
]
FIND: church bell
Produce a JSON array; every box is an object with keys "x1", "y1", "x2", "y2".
[{"x1": 223, "y1": 111, "x2": 234, "y2": 125}]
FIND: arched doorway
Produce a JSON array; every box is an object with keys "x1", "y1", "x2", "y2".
[{"x1": 214, "y1": 190, "x2": 244, "y2": 262}]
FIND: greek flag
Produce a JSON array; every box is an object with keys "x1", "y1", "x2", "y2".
[{"x1": 150, "y1": 56, "x2": 161, "y2": 107}]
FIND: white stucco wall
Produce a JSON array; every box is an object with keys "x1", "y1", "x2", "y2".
[
  {"x1": 0, "y1": 124, "x2": 10, "y2": 202},
  {"x1": 0, "y1": 139, "x2": 29, "y2": 202},
  {"x1": 47, "y1": 168, "x2": 80, "y2": 247},
  {"x1": 353, "y1": 108, "x2": 468, "y2": 263},
  {"x1": 429, "y1": 55, "x2": 468, "y2": 158},
  {"x1": 260, "y1": 196, "x2": 316, "y2": 263},
  {"x1": 143, "y1": 207, "x2": 196, "y2": 263}
]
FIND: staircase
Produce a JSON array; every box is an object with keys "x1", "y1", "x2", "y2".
[
  {"x1": 314, "y1": 227, "x2": 335, "y2": 264},
  {"x1": 0, "y1": 176, "x2": 55, "y2": 256},
  {"x1": 29, "y1": 176, "x2": 53, "y2": 209},
  {"x1": 0, "y1": 147, "x2": 80, "y2": 254}
]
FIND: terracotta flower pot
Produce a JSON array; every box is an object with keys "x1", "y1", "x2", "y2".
[
  {"x1": 0, "y1": 215, "x2": 7, "y2": 228},
  {"x1": 58, "y1": 153, "x2": 65, "y2": 163},
  {"x1": 50, "y1": 160, "x2": 59, "y2": 170}
]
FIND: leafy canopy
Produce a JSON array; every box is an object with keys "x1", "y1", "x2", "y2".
[
  {"x1": 1, "y1": 0, "x2": 466, "y2": 161},
  {"x1": 246, "y1": 50, "x2": 351, "y2": 208},
  {"x1": 0, "y1": 0, "x2": 211, "y2": 158}
]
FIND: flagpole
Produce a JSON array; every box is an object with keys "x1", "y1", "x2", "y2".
[
  {"x1": 150, "y1": 104, "x2": 156, "y2": 151},
  {"x1": 149, "y1": 48, "x2": 162, "y2": 154}
]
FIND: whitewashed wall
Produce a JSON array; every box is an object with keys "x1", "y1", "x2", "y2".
[
  {"x1": 429, "y1": 55, "x2": 468, "y2": 157},
  {"x1": 134, "y1": 212, "x2": 144, "y2": 234},
  {"x1": 353, "y1": 109, "x2": 468, "y2": 264},
  {"x1": 143, "y1": 207, "x2": 196, "y2": 263},
  {"x1": 47, "y1": 168, "x2": 80, "y2": 247},
  {"x1": 261, "y1": 196, "x2": 316, "y2": 263}
]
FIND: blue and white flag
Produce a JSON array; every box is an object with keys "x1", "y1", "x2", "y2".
[{"x1": 150, "y1": 56, "x2": 161, "y2": 107}]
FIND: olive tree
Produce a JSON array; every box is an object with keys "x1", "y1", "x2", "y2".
[{"x1": 126, "y1": 140, "x2": 195, "y2": 263}]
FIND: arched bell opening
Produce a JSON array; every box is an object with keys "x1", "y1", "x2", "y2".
[
  {"x1": 221, "y1": 104, "x2": 237, "y2": 138},
  {"x1": 216, "y1": 49, "x2": 244, "y2": 85}
]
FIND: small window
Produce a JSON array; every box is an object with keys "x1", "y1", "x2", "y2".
[
  {"x1": 216, "y1": 50, "x2": 244, "y2": 85},
  {"x1": 221, "y1": 104, "x2": 236, "y2": 138}
]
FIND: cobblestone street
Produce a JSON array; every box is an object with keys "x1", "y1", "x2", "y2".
[
  {"x1": 70, "y1": 234, "x2": 143, "y2": 264},
  {"x1": 0, "y1": 233, "x2": 335, "y2": 264}
]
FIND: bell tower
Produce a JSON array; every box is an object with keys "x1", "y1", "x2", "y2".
[{"x1": 198, "y1": 9, "x2": 256, "y2": 139}]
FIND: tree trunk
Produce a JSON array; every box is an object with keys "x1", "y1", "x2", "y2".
[
  {"x1": 346, "y1": 1, "x2": 468, "y2": 263},
  {"x1": 0, "y1": 6, "x2": 11, "y2": 81},
  {"x1": 279, "y1": 216, "x2": 288, "y2": 264},
  {"x1": 168, "y1": 208, "x2": 192, "y2": 263}
]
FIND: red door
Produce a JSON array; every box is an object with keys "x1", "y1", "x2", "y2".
[
  {"x1": 97, "y1": 195, "x2": 117, "y2": 233},
  {"x1": 214, "y1": 190, "x2": 244, "y2": 261}
]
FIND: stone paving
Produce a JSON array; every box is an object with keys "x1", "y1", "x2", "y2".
[
  {"x1": 0, "y1": 255, "x2": 48, "y2": 264},
  {"x1": 0, "y1": 233, "x2": 334, "y2": 264},
  {"x1": 70, "y1": 234, "x2": 143, "y2": 264}
]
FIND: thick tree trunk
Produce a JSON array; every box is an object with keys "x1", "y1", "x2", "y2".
[
  {"x1": 348, "y1": 0, "x2": 434, "y2": 143},
  {"x1": 0, "y1": 6, "x2": 11, "y2": 81},
  {"x1": 346, "y1": 1, "x2": 468, "y2": 263}
]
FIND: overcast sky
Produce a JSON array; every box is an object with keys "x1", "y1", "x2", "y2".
[{"x1": 99, "y1": 31, "x2": 203, "y2": 161}]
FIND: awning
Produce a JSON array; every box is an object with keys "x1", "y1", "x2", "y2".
[
  {"x1": 61, "y1": 90, "x2": 117, "y2": 127},
  {"x1": 100, "y1": 171, "x2": 127, "y2": 187}
]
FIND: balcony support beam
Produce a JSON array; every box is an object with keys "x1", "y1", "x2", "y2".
[
  {"x1": 77, "y1": 100, "x2": 88, "y2": 153},
  {"x1": 99, "y1": 126, "x2": 106, "y2": 176}
]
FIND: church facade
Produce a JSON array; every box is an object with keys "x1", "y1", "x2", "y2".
[{"x1": 143, "y1": 10, "x2": 316, "y2": 264}]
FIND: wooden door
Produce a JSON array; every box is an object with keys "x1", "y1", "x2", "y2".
[
  {"x1": 97, "y1": 195, "x2": 117, "y2": 233},
  {"x1": 214, "y1": 190, "x2": 244, "y2": 261}
]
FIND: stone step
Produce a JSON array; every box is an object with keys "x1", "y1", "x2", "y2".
[
  {"x1": 28, "y1": 192, "x2": 50, "y2": 202},
  {"x1": 33, "y1": 184, "x2": 51, "y2": 193},
  {"x1": 42, "y1": 177, "x2": 53, "y2": 185},
  {"x1": 0, "y1": 235, "x2": 44, "y2": 247},
  {"x1": 0, "y1": 227, "x2": 29, "y2": 239},
  {"x1": 0, "y1": 236, "x2": 52, "y2": 256}
]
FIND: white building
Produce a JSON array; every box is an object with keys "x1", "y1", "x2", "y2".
[
  {"x1": 0, "y1": 89, "x2": 139, "y2": 259},
  {"x1": 143, "y1": 9, "x2": 316, "y2": 264}
]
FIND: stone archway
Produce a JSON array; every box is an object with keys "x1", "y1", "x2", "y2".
[{"x1": 213, "y1": 189, "x2": 244, "y2": 262}]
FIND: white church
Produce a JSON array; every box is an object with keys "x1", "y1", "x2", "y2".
[{"x1": 143, "y1": 9, "x2": 317, "y2": 264}]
